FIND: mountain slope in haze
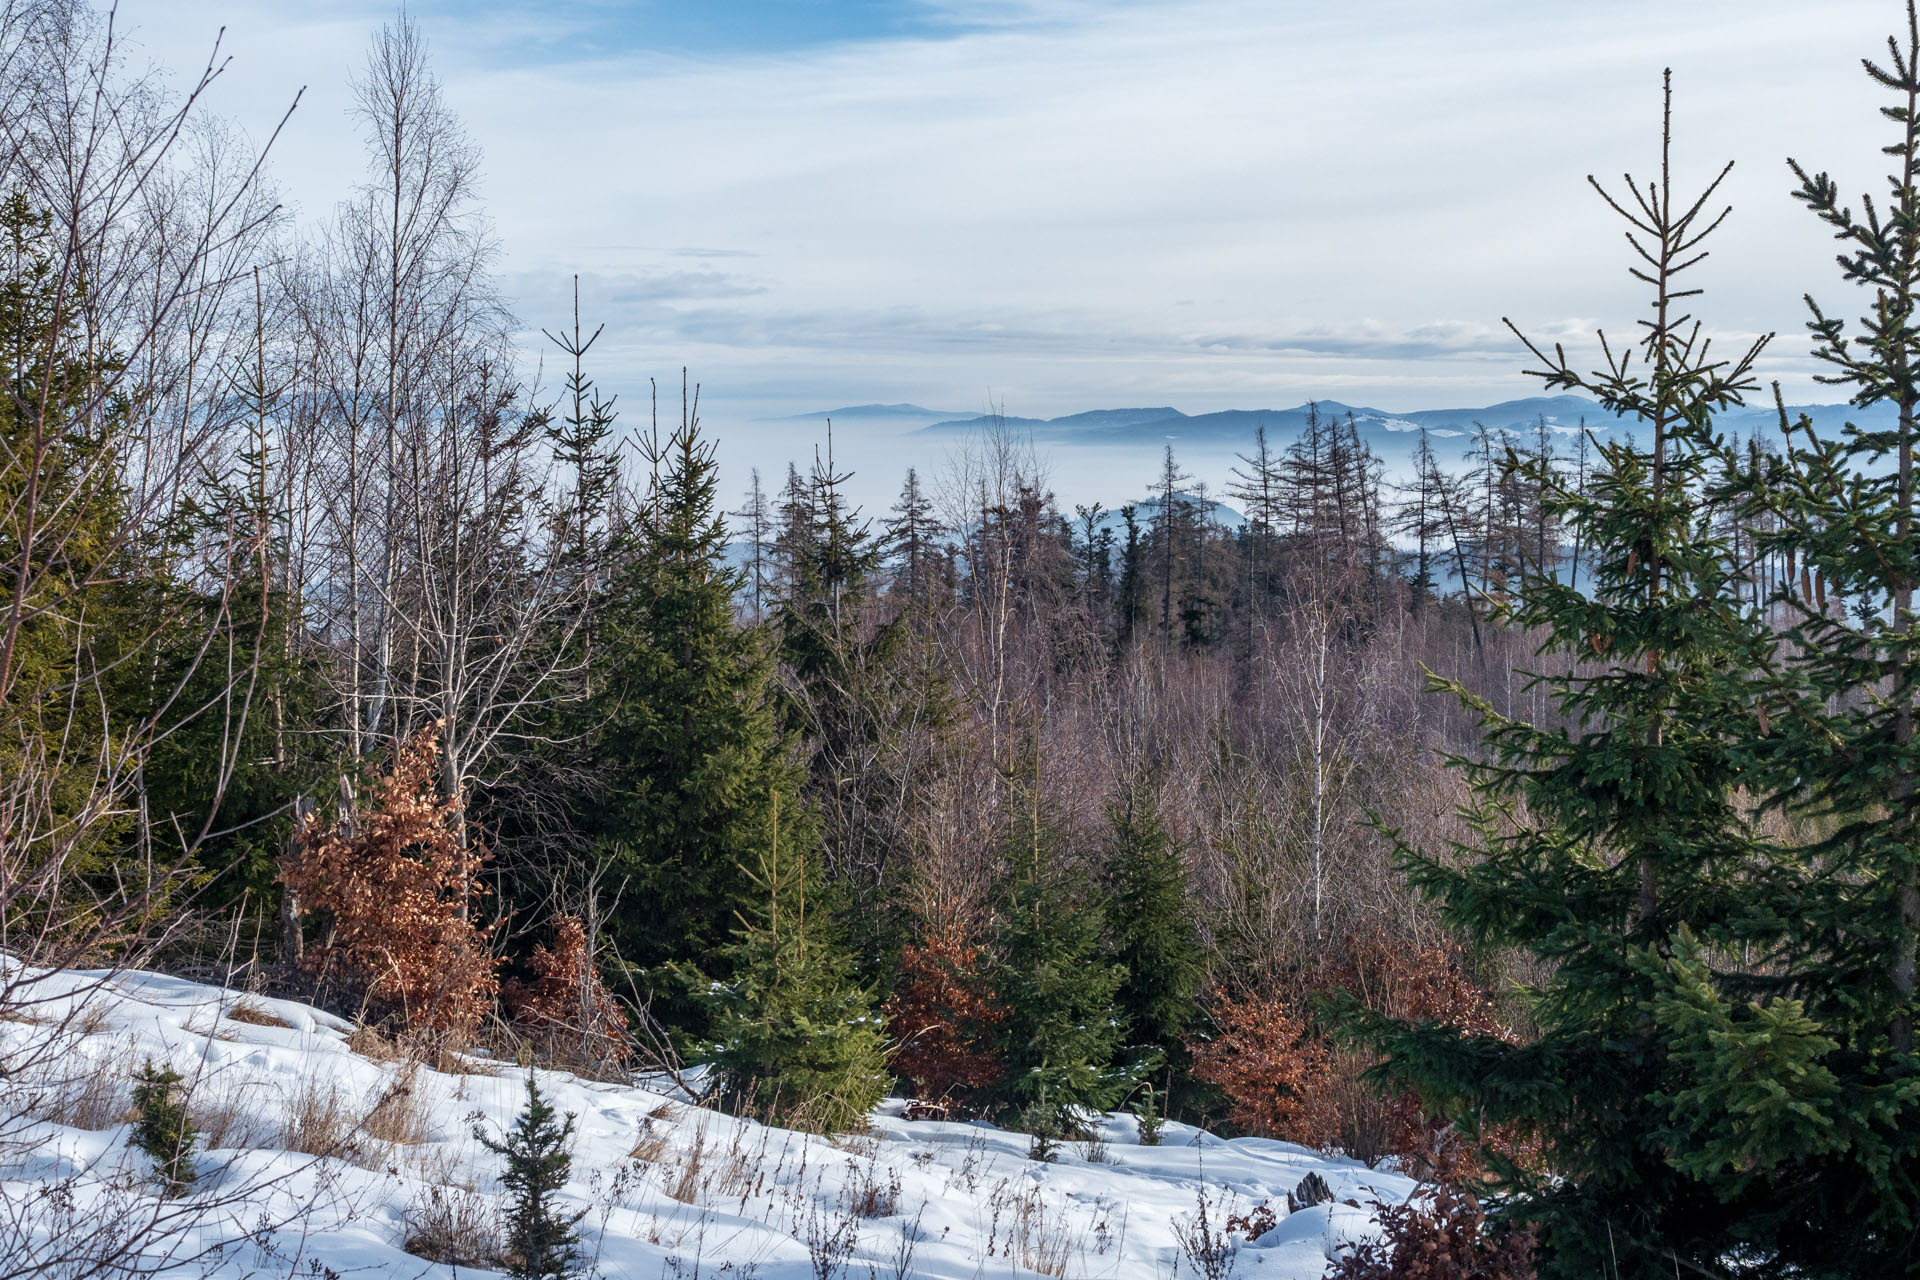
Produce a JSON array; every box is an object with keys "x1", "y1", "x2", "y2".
[
  {"x1": 770, "y1": 403, "x2": 965, "y2": 422},
  {"x1": 911, "y1": 395, "x2": 1899, "y2": 451}
]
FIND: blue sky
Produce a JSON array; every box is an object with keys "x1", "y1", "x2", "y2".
[
  {"x1": 135, "y1": 0, "x2": 1910, "y2": 505},
  {"x1": 354, "y1": 0, "x2": 991, "y2": 56}
]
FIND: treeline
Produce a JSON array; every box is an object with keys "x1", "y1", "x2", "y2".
[
  {"x1": 10, "y1": 2, "x2": 1920, "y2": 1278},
  {"x1": 0, "y1": 0, "x2": 1561, "y2": 1153}
]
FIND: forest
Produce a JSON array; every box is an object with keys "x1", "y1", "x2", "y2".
[{"x1": 4, "y1": 1, "x2": 1920, "y2": 1278}]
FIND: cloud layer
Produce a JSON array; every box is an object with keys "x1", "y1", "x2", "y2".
[{"x1": 140, "y1": 0, "x2": 1896, "y2": 427}]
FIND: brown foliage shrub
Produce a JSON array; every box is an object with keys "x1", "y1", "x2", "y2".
[
  {"x1": 502, "y1": 914, "x2": 631, "y2": 1070},
  {"x1": 1188, "y1": 986, "x2": 1330, "y2": 1141},
  {"x1": 1190, "y1": 930, "x2": 1512, "y2": 1165},
  {"x1": 1328, "y1": 1172, "x2": 1536, "y2": 1280},
  {"x1": 279, "y1": 725, "x2": 499, "y2": 1038},
  {"x1": 883, "y1": 918, "x2": 1004, "y2": 1106}
]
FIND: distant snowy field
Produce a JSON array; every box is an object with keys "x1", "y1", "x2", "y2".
[{"x1": 0, "y1": 965, "x2": 1415, "y2": 1278}]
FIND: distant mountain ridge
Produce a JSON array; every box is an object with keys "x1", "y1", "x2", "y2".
[
  {"x1": 770, "y1": 403, "x2": 964, "y2": 422},
  {"x1": 910, "y1": 395, "x2": 1898, "y2": 448}
]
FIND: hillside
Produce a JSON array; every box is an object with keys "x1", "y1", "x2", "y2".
[{"x1": 4, "y1": 965, "x2": 1414, "y2": 1278}]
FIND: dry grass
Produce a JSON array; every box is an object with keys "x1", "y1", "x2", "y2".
[
  {"x1": 666, "y1": 1127, "x2": 707, "y2": 1204},
  {"x1": 630, "y1": 1116, "x2": 671, "y2": 1164},
  {"x1": 187, "y1": 1077, "x2": 274, "y2": 1150},
  {"x1": 988, "y1": 1181, "x2": 1083, "y2": 1278},
  {"x1": 402, "y1": 1183, "x2": 500, "y2": 1267},
  {"x1": 279, "y1": 1074, "x2": 363, "y2": 1160},
  {"x1": 183, "y1": 1018, "x2": 242, "y2": 1042},
  {"x1": 14, "y1": 1035, "x2": 135, "y2": 1130},
  {"x1": 73, "y1": 1002, "x2": 113, "y2": 1037},
  {"x1": 360, "y1": 1062, "x2": 430, "y2": 1147},
  {"x1": 344, "y1": 1024, "x2": 402, "y2": 1061},
  {"x1": 224, "y1": 999, "x2": 290, "y2": 1029}
]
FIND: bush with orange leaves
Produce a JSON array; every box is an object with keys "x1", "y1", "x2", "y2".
[
  {"x1": 1190, "y1": 931, "x2": 1511, "y2": 1165},
  {"x1": 280, "y1": 725, "x2": 498, "y2": 1039},
  {"x1": 503, "y1": 914, "x2": 632, "y2": 1070},
  {"x1": 883, "y1": 919, "x2": 1004, "y2": 1108}
]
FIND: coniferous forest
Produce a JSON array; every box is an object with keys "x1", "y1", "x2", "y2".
[{"x1": 5, "y1": 2, "x2": 1920, "y2": 1278}]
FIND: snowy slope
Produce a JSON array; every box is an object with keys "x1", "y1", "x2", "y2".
[{"x1": 0, "y1": 965, "x2": 1417, "y2": 1278}]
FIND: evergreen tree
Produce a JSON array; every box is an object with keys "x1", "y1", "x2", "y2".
[
  {"x1": 587, "y1": 406, "x2": 809, "y2": 1029},
  {"x1": 705, "y1": 825, "x2": 890, "y2": 1134},
  {"x1": 0, "y1": 190, "x2": 137, "y2": 892},
  {"x1": 883, "y1": 467, "x2": 946, "y2": 617},
  {"x1": 1698, "y1": 8, "x2": 1920, "y2": 1270},
  {"x1": 1391, "y1": 428, "x2": 1447, "y2": 612},
  {"x1": 989, "y1": 796, "x2": 1127, "y2": 1131},
  {"x1": 130, "y1": 1061, "x2": 198, "y2": 1198},
  {"x1": 1115, "y1": 504, "x2": 1149, "y2": 649},
  {"x1": 542, "y1": 277, "x2": 620, "y2": 587},
  {"x1": 1104, "y1": 787, "x2": 1205, "y2": 1108},
  {"x1": 476, "y1": 1076, "x2": 585, "y2": 1280},
  {"x1": 1346, "y1": 78, "x2": 1857, "y2": 1278},
  {"x1": 734, "y1": 468, "x2": 773, "y2": 620},
  {"x1": 1229, "y1": 424, "x2": 1283, "y2": 619},
  {"x1": 776, "y1": 443, "x2": 917, "y2": 890}
]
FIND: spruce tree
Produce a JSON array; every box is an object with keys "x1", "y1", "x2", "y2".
[
  {"x1": 587, "y1": 404, "x2": 810, "y2": 1030},
  {"x1": 1695, "y1": 7, "x2": 1920, "y2": 1270},
  {"x1": 0, "y1": 191, "x2": 136, "y2": 889},
  {"x1": 1345, "y1": 77, "x2": 1851, "y2": 1278},
  {"x1": 705, "y1": 823, "x2": 890, "y2": 1134},
  {"x1": 989, "y1": 796, "x2": 1127, "y2": 1132},
  {"x1": 1105, "y1": 787, "x2": 1205, "y2": 1107},
  {"x1": 775, "y1": 443, "x2": 912, "y2": 888},
  {"x1": 130, "y1": 1061, "x2": 198, "y2": 1198},
  {"x1": 476, "y1": 1076, "x2": 585, "y2": 1280}
]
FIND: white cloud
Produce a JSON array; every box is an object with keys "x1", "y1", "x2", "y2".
[{"x1": 127, "y1": 0, "x2": 1900, "y2": 428}]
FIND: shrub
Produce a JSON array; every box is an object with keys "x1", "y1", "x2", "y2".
[
  {"x1": 279, "y1": 724, "x2": 499, "y2": 1038},
  {"x1": 882, "y1": 917, "x2": 1003, "y2": 1107},
  {"x1": 1188, "y1": 986, "x2": 1329, "y2": 1142},
  {"x1": 1328, "y1": 1179, "x2": 1536, "y2": 1280},
  {"x1": 503, "y1": 914, "x2": 631, "y2": 1071},
  {"x1": 1191, "y1": 931, "x2": 1513, "y2": 1165},
  {"x1": 403, "y1": 1183, "x2": 502, "y2": 1268},
  {"x1": 130, "y1": 1061, "x2": 198, "y2": 1197},
  {"x1": 475, "y1": 1075, "x2": 585, "y2": 1280}
]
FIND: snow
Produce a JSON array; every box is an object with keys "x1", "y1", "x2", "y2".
[{"x1": 0, "y1": 964, "x2": 1417, "y2": 1278}]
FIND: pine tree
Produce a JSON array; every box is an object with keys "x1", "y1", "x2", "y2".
[
  {"x1": 1115, "y1": 504, "x2": 1150, "y2": 648},
  {"x1": 1391, "y1": 428, "x2": 1447, "y2": 613},
  {"x1": 0, "y1": 190, "x2": 138, "y2": 892},
  {"x1": 883, "y1": 467, "x2": 946, "y2": 617},
  {"x1": 705, "y1": 820, "x2": 890, "y2": 1134},
  {"x1": 1229, "y1": 424, "x2": 1283, "y2": 620},
  {"x1": 1345, "y1": 77, "x2": 1853, "y2": 1278},
  {"x1": 734, "y1": 468, "x2": 773, "y2": 620},
  {"x1": 476, "y1": 1076, "x2": 585, "y2": 1280}
]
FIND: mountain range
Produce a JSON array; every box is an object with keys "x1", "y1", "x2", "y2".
[{"x1": 908, "y1": 394, "x2": 1897, "y2": 451}]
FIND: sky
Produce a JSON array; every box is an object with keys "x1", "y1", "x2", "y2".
[{"x1": 129, "y1": 0, "x2": 1913, "y2": 505}]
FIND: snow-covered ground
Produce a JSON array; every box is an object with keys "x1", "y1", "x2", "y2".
[{"x1": 0, "y1": 965, "x2": 1416, "y2": 1278}]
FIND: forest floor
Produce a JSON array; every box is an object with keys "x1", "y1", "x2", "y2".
[{"x1": 1, "y1": 965, "x2": 1415, "y2": 1278}]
